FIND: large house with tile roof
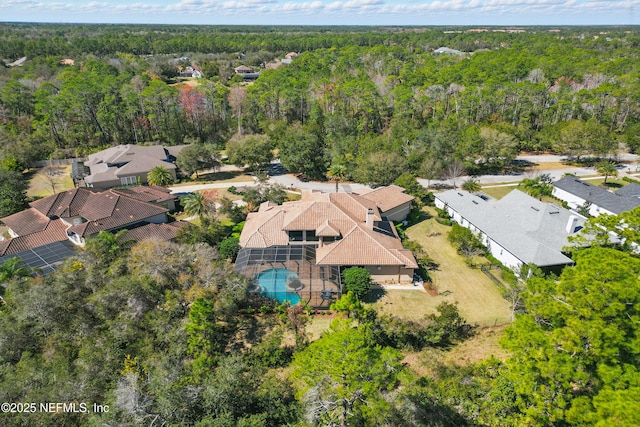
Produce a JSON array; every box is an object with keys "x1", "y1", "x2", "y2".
[
  {"x1": 552, "y1": 176, "x2": 640, "y2": 217},
  {"x1": 435, "y1": 189, "x2": 586, "y2": 273},
  {"x1": 83, "y1": 144, "x2": 180, "y2": 189},
  {"x1": 0, "y1": 186, "x2": 183, "y2": 257},
  {"x1": 237, "y1": 186, "x2": 418, "y2": 284}
]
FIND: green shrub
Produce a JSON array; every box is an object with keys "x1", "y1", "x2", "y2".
[
  {"x1": 448, "y1": 223, "x2": 486, "y2": 256},
  {"x1": 342, "y1": 267, "x2": 372, "y2": 299},
  {"x1": 218, "y1": 236, "x2": 240, "y2": 260}
]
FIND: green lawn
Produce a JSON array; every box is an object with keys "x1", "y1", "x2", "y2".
[
  {"x1": 402, "y1": 211, "x2": 512, "y2": 326},
  {"x1": 481, "y1": 184, "x2": 518, "y2": 200}
]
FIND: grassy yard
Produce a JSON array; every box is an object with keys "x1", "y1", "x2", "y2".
[
  {"x1": 480, "y1": 184, "x2": 518, "y2": 200},
  {"x1": 27, "y1": 165, "x2": 75, "y2": 199},
  {"x1": 403, "y1": 211, "x2": 512, "y2": 327}
]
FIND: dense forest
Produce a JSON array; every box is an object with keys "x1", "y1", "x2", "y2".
[
  {"x1": 1, "y1": 230, "x2": 639, "y2": 426},
  {"x1": 1, "y1": 25, "x2": 640, "y2": 426},
  {"x1": 1, "y1": 25, "x2": 639, "y2": 186}
]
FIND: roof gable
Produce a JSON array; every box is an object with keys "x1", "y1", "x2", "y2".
[
  {"x1": 356, "y1": 185, "x2": 414, "y2": 214},
  {"x1": 554, "y1": 176, "x2": 640, "y2": 214}
]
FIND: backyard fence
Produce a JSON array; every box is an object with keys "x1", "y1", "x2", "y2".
[{"x1": 31, "y1": 158, "x2": 86, "y2": 168}]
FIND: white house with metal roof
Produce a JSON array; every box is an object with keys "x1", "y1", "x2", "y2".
[
  {"x1": 435, "y1": 189, "x2": 586, "y2": 272},
  {"x1": 552, "y1": 176, "x2": 640, "y2": 217}
]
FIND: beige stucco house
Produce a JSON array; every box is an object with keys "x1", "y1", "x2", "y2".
[{"x1": 237, "y1": 186, "x2": 417, "y2": 285}]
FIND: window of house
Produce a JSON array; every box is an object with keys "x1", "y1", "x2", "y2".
[
  {"x1": 288, "y1": 231, "x2": 304, "y2": 242},
  {"x1": 306, "y1": 230, "x2": 319, "y2": 242},
  {"x1": 120, "y1": 176, "x2": 137, "y2": 186}
]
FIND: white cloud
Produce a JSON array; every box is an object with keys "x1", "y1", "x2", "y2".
[{"x1": 3, "y1": 0, "x2": 640, "y2": 23}]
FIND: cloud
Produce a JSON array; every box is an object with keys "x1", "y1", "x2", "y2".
[{"x1": 3, "y1": 0, "x2": 640, "y2": 23}]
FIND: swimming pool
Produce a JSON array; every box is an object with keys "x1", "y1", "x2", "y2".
[{"x1": 254, "y1": 268, "x2": 301, "y2": 304}]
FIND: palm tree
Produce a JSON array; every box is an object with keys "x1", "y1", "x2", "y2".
[
  {"x1": 147, "y1": 166, "x2": 174, "y2": 187},
  {"x1": 182, "y1": 192, "x2": 207, "y2": 219},
  {"x1": 519, "y1": 177, "x2": 553, "y2": 200},
  {"x1": 0, "y1": 258, "x2": 30, "y2": 284},
  {"x1": 461, "y1": 178, "x2": 481, "y2": 193},
  {"x1": 327, "y1": 163, "x2": 348, "y2": 193},
  {"x1": 597, "y1": 161, "x2": 618, "y2": 184}
]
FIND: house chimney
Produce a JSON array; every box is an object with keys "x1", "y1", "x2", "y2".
[
  {"x1": 366, "y1": 208, "x2": 374, "y2": 228},
  {"x1": 566, "y1": 215, "x2": 579, "y2": 234}
]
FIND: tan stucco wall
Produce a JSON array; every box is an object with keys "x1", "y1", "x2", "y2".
[
  {"x1": 382, "y1": 201, "x2": 413, "y2": 222},
  {"x1": 366, "y1": 265, "x2": 414, "y2": 284}
]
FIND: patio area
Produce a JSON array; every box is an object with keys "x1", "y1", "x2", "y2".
[{"x1": 235, "y1": 245, "x2": 342, "y2": 308}]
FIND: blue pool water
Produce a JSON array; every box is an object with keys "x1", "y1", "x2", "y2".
[{"x1": 254, "y1": 268, "x2": 301, "y2": 304}]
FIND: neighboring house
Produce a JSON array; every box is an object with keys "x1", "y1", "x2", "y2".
[
  {"x1": 281, "y1": 52, "x2": 299, "y2": 64},
  {"x1": 179, "y1": 65, "x2": 202, "y2": 78},
  {"x1": 83, "y1": 144, "x2": 177, "y2": 189},
  {"x1": 233, "y1": 65, "x2": 260, "y2": 81},
  {"x1": 435, "y1": 189, "x2": 586, "y2": 272},
  {"x1": 7, "y1": 56, "x2": 27, "y2": 67},
  {"x1": 434, "y1": 47, "x2": 464, "y2": 55},
  {"x1": 237, "y1": 186, "x2": 417, "y2": 285},
  {"x1": 0, "y1": 187, "x2": 182, "y2": 257},
  {"x1": 552, "y1": 176, "x2": 640, "y2": 217}
]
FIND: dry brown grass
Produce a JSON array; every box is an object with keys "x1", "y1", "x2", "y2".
[
  {"x1": 27, "y1": 165, "x2": 75, "y2": 198},
  {"x1": 440, "y1": 326, "x2": 509, "y2": 365},
  {"x1": 365, "y1": 289, "x2": 438, "y2": 321},
  {"x1": 405, "y1": 210, "x2": 512, "y2": 327},
  {"x1": 401, "y1": 326, "x2": 510, "y2": 376}
]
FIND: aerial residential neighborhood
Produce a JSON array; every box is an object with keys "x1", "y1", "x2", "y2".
[{"x1": 1, "y1": 24, "x2": 639, "y2": 427}]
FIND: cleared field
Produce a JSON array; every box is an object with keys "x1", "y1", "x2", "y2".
[
  {"x1": 404, "y1": 212, "x2": 512, "y2": 327},
  {"x1": 27, "y1": 165, "x2": 75, "y2": 198}
]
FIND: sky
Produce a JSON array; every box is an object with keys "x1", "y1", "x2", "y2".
[{"x1": 2, "y1": 0, "x2": 639, "y2": 26}]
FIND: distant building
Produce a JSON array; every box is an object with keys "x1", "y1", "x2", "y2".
[
  {"x1": 233, "y1": 65, "x2": 260, "y2": 81},
  {"x1": 6, "y1": 56, "x2": 27, "y2": 67},
  {"x1": 552, "y1": 176, "x2": 640, "y2": 217},
  {"x1": 179, "y1": 65, "x2": 202, "y2": 78},
  {"x1": 434, "y1": 47, "x2": 464, "y2": 55},
  {"x1": 83, "y1": 144, "x2": 179, "y2": 189}
]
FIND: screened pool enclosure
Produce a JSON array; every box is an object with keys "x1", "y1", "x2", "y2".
[{"x1": 235, "y1": 245, "x2": 342, "y2": 308}]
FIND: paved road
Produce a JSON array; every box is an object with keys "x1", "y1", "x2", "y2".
[
  {"x1": 169, "y1": 154, "x2": 640, "y2": 195},
  {"x1": 268, "y1": 174, "x2": 371, "y2": 194},
  {"x1": 420, "y1": 153, "x2": 640, "y2": 188}
]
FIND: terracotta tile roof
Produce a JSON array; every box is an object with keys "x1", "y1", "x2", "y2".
[
  {"x1": 118, "y1": 221, "x2": 187, "y2": 247},
  {"x1": 329, "y1": 193, "x2": 382, "y2": 222},
  {"x1": 283, "y1": 200, "x2": 355, "y2": 234},
  {"x1": 316, "y1": 219, "x2": 341, "y2": 237},
  {"x1": 316, "y1": 226, "x2": 417, "y2": 267},
  {"x1": 111, "y1": 186, "x2": 176, "y2": 204},
  {"x1": 70, "y1": 193, "x2": 167, "y2": 237},
  {"x1": 0, "y1": 219, "x2": 69, "y2": 256},
  {"x1": 356, "y1": 185, "x2": 414, "y2": 214},
  {"x1": 240, "y1": 210, "x2": 289, "y2": 248},
  {"x1": 1, "y1": 208, "x2": 50, "y2": 236},
  {"x1": 239, "y1": 187, "x2": 418, "y2": 269},
  {"x1": 30, "y1": 188, "x2": 95, "y2": 218}
]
